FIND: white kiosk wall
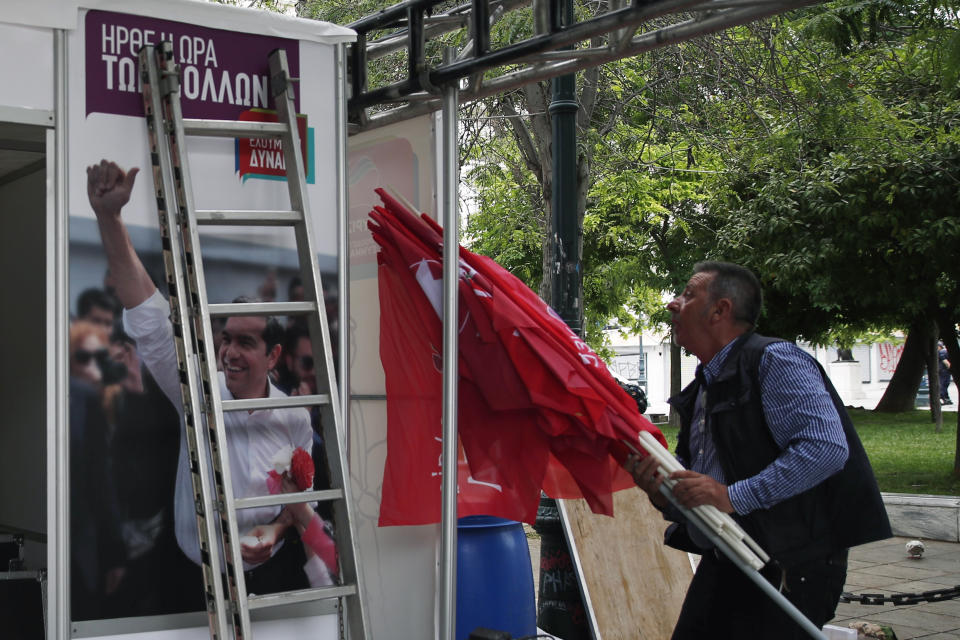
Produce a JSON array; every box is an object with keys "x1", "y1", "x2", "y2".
[{"x1": 347, "y1": 114, "x2": 440, "y2": 640}]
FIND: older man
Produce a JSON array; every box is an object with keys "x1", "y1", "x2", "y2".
[
  {"x1": 631, "y1": 261, "x2": 890, "y2": 639},
  {"x1": 86, "y1": 159, "x2": 313, "y2": 598}
]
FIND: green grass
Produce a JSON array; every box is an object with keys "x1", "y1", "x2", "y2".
[{"x1": 653, "y1": 409, "x2": 960, "y2": 496}]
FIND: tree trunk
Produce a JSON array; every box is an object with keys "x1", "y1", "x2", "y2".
[
  {"x1": 874, "y1": 318, "x2": 931, "y2": 412},
  {"x1": 539, "y1": 164, "x2": 554, "y2": 303}
]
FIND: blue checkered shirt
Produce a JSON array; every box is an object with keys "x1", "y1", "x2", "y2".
[{"x1": 682, "y1": 338, "x2": 849, "y2": 516}]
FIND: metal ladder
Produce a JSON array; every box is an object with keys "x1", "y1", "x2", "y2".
[{"x1": 138, "y1": 41, "x2": 367, "y2": 640}]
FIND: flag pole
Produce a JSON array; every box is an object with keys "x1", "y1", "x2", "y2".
[{"x1": 439, "y1": 46, "x2": 460, "y2": 640}]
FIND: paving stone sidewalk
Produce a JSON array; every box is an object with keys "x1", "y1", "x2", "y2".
[
  {"x1": 526, "y1": 532, "x2": 960, "y2": 639},
  {"x1": 831, "y1": 536, "x2": 960, "y2": 639}
]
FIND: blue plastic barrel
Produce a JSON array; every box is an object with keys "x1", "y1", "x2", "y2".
[{"x1": 456, "y1": 515, "x2": 537, "y2": 640}]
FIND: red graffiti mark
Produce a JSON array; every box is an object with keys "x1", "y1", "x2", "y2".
[
  {"x1": 878, "y1": 343, "x2": 904, "y2": 377},
  {"x1": 540, "y1": 550, "x2": 573, "y2": 571}
]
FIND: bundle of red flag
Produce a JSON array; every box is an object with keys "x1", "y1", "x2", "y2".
[{"x1": 369, "y1": 189, "x2": 666, "y2": 526}]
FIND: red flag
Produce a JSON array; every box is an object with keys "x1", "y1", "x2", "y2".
[
  {"x1": 373, "y1": 210, "x2": 539, "y2": 525},
  {"x1": 370, "y1": 190, "x2": 665, "y2": 525}
]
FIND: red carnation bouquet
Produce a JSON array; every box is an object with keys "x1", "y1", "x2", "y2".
[{"x1": 266, "y1": 446, "x2": 314, "y2": 493}]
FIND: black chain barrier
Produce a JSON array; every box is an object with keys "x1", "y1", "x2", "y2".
[{"x1": 840, "y1": 586, "x2": 960, "y2": 606}]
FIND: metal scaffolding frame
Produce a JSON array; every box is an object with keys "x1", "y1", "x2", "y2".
[
  {"x1": 346, "y1": 0, "x2": 820, "y2": 131},
  {"x1": 341, "y1": 1, "x2": 827, "y2": 637}
]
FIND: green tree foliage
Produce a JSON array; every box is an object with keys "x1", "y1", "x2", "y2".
[
  {"x1": 702, "y1": 0, "x2": 960, "y2": 427},
  {"x1": 461, "y1": 19, "x2": 727, "y2": 348},
  {"x1": 709, "y1": 0, "x2": 960, "y2": 312},
  {"x1": 717, "y1": 145, "x2": 960, "y2": 342},
  {"x1": 582, "y1": 135, "x2": 720, "y2": 331},
  {"x1": 462, "y1": 130, "x2": 545, "y2": 288}
]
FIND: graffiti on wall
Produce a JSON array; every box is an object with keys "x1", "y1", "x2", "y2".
[{"x1": 878, "y1": 342, "x2": 904, "y2": 381}]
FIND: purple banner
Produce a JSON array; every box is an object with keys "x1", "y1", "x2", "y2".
[{"x1": 85, "y1": 9, "x2": 300, "y2": 120}]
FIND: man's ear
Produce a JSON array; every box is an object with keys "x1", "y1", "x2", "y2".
[
  {"x1": 267, "y1": 343, "x2": 282, "y2": 370},
  {"x1": 712, "y1": 298, "x2": 734, "y2": 323}
]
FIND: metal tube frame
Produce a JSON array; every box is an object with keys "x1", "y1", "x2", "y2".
[
  {"x1": 336, "y1": 43, "x2": 351, "y2": 461},
  {"x1": 439, "y1": 46, "x2": 460, "y2": 640},
  {"x1": 342, "y1": 3, "x2": 834, "y2": 640},
  {"x1": 350, "y1": 0, "x2": 697, "y2": 110},
  {"x1": 363, "y1": 0, "x2": 530, "y2": 61},
  {"x1": 349, "y1": 0, "x2": 820, "y2": 133},
  {"x1": 51, "y1": 28, "x2": 69, "y2": 640}
]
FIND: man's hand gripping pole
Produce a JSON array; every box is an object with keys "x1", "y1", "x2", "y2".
[{"x1": 627, "y1": 432, "x2": 828, "y2": 640}]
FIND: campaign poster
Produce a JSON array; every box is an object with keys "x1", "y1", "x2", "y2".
[{"x1": 67, "y1": 8, "x2": 343, "y2": 623}]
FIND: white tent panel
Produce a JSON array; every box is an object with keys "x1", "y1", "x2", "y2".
[
  {"x1": 0, "y1": 23, "x2": 55, "y2": 113},
  {"x1": 0, "y1": 0, "x2": 354, "y2": 44}
]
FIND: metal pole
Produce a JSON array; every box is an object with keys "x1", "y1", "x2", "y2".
[
  {"x1": 550, "y1": 0, "x2": 581, "y2": 334},
  {"x1": 51, "y1": 28, "x2": 69, "y2": 640},
  {"x1": 439, "y1": 46, "x2": 460, "y2": 640},
  {"x1": 538, "y1": 2, "x2": 592, "y2": 638},
  {"x1": 335, "y1": 42, "x2": 351, "y2": 458}
]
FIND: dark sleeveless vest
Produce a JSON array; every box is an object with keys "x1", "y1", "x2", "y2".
[{"x1": 670, "y1": 333, "x2": 891, "y2": 567}]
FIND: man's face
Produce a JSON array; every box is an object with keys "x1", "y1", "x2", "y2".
[
  {"x1": 84, "y1": 305, "x2": 116, "y2": 332},
  {"x1": 72, "y1": 334, "x2": 107, "y2": 385},
  {"x1": 289, "y1": 335, "x2": 317, "y2": 394},
  {"x1": 218, "y1": 316, "x2": 280, "y2": 399},
  {"x1": 666, "y1": 271, "x2": 716, "y2": 356},
  {"x1": 109, "y1": 340, "x2": 141, "y2": 388}
]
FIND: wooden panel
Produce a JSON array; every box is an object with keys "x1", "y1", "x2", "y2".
[{"x1": 561, "y1": 488, "x2": 694, "y2": 640}]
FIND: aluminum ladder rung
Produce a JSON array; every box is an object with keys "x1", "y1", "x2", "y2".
[
  {"x1": 182, "y1": 119, "x2": 288, "y2": 138},
  {"x1": 235, "y1": 488, "x2": 344, "y2": 511},
  {"x1": 142, "y1": 41, "x2": 369, "y2": 640},
  {"x1": 221, "y1": 394, "x2": 331, "y2": 413},
  {"x1": 209, "y1": 301, "x2": 316, "y2": 318},
  {"x1": 196, "y1": 210, "x2": 302, "y2": 226},
  {"x1": 247, "y1": 584, "x2": 358, "y2": 610}
]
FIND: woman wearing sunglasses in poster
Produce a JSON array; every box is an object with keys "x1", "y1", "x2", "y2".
[{"x1": 68, "y1": 320, "x2": 126, "y2": 620}]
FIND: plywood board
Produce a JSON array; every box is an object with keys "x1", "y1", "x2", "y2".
[{"x1": 561, "y1": 488, "x2": 694, "y2": 640}]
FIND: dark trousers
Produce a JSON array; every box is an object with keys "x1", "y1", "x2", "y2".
[
  {"x1": 672, "y1": 548, "x2": 847, "y2": 640},
  {"x1": 244, "y1": 535, "x2": 309, "y2": 595}
]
